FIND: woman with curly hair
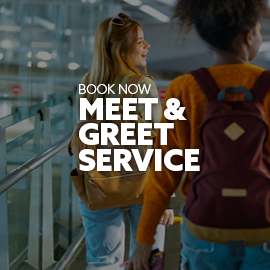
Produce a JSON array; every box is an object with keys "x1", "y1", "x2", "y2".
[{"x1": 128, "y1": 0, "x2": 270, "y2": 269}]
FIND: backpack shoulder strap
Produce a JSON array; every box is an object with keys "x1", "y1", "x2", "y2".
[
  {"x1": 251, "y1": 70, "x2": 270, "y2": 103},
  {"x1": 120, "y1": 75, "x2": 150, "y2": 99},
  {"x1": 189, "y1": 68, "x2": 220, "y2": 102}
]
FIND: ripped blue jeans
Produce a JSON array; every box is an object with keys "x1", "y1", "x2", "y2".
[
  {"x1": 79, "y1": 199, "x2": 165, "y2": 270},
  {"x1": 180, "y1": 205, "x2": 270, "y2": 270}
]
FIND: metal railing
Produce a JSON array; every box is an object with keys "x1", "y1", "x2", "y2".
[
  {"x1": 0, "y1": 135, "x2": 71, "y2": 195},
  {"x1": 0, "y1": 89, "x2": 83, "y2": 270}
]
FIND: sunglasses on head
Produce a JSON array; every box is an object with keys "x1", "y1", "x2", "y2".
[{"x1": 106, "y1": 12, "x2": 131, "y2": 43}]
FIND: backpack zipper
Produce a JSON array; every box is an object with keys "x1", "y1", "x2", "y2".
[{"x1": 87, "y1": 179, "x2": 107, "y2": 198}]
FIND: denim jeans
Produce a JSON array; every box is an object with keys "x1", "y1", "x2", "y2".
[
  {"x1": 78, "y1": 199, "x2": 165, "y2": 270},
  {"x1": 180, "y1": 205, "x2": 270, "y2": 270}
]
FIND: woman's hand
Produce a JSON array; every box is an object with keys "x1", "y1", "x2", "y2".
[
  {"x1": 127, "y1": 243, "x2": 152, "y2": 270},
  {"x1": 159, "y1": 209, "x2": 174, "y2": 227}
]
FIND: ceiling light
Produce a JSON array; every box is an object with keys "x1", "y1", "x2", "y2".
[
  {"x1": 139, "y1": 5, "x2": 170, "y2": 22},
  {"x1": 33, "y1": 17, "x2": 56, "y2": 31},
  {"x1": 31, "y1": 41, "x2": 52, "y2": 48},
  {"x1": 89, "y1": 0, "x2": 96, "y2": 3},
  {"x1": 64, "y1": 29, "x2": 72, "y2": 36},
  {"x1": 0, "y1": 53, "x2": 3, "y2": 60},
  {"x1": 156, "y1": 0, "x2": 176, "y2": 6},
  {"x1": 122, "y1": 0, "x2": 142, "y2": 6},
  {"x1": 27, "y1": 51, "x2": 32, "y2": 58},
  {"x1": 36, "y1": 51, "x2": 51, "y2": 60},
  {"x1": 0, "y1": 25, "x2": 21, "y2": 32},
  {"x1": 0, "y1": 39, "x2": 13, "y2": 49},
  {"x1": 37, "y1": 61, "x2": 47, "y2": 68},
  {"x1": 27, "y1": 61, "x2": 32, "y2": 67},
  {"x1": 68, "y1": 63, "x2": 80, "y2": 70}
]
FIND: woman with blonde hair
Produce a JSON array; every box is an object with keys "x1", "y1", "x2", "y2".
[{"x1": 75, "y1": 13, "x2": 174, "y2": 269}]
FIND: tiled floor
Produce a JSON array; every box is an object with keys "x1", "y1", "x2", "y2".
[{"x1": 67, "y1": 186, "x2": 184, "y2": 270}]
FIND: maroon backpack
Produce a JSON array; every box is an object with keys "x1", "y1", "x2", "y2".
[{"x1": 184, "y1": 68, "x2": 270, "y2": 247}]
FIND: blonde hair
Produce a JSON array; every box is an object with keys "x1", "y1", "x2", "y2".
[{"x1": 82, "y1": 17, "x2": 143, "y2": 118}]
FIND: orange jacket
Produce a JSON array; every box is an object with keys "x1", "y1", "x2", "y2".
[{"x1": 137, "y1": 63, "x2": 270, "y2": 244}]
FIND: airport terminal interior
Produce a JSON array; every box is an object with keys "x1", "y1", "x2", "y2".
[{"x1": 1, "y1": 0, "x2": 270, "y2": 269}]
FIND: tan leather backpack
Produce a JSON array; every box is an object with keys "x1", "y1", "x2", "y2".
[{"x1": 68, "y1": 75, "x2": 156, "y2": 210}]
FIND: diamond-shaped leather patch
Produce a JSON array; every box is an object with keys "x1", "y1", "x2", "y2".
[{"x1": 224, "y1": 122, "x2": 245, "y2": 141}]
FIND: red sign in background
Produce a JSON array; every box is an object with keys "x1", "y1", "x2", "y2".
[
  {"x1": 11, "y1": 84, "x2": 23, "y2": 96},
  {"x1": 158, "y1": 89, "x2": 167, "y2": 101}
]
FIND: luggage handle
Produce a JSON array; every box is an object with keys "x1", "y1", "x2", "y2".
[{"x1": 218, "y1": 86, "x2": 253, "y2": 101}]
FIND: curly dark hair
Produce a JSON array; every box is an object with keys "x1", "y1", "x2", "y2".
[{"x1": 174, "y1": 0, "x2": 268, "y2": 52}]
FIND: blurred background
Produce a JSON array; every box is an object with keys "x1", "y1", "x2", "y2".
[
  {"x1": 1, "y1": 0, "x2": 270, "y2": 117},
  {"x1": 0, "y1": 0, "x2": 269, "y2": 270}
]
